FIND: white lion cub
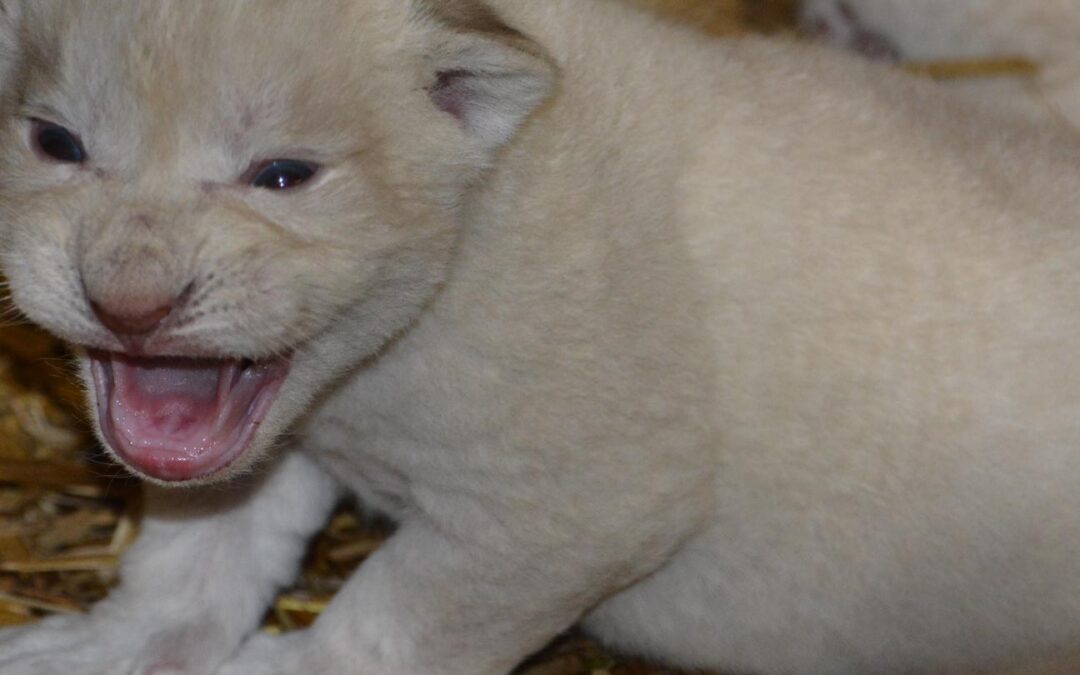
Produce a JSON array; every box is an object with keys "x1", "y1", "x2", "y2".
[{"x1": 6, "y1": 1, "x2": 1080, "y2": 674}]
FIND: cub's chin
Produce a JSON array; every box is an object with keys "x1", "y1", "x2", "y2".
[{"x1": 87, "y1": 350, "x2": 291, "y2": 483}]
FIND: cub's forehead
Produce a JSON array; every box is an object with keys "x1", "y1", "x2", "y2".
[
  {"x1": 23, "y1": 0, "x2": 410, "y2": 55},
  {"x1": 15, "y1": 0, "x2": 415, "y2": 123}
]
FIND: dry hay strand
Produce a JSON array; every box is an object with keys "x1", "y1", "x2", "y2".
[{"x1": 904, "y1": 57, "x2": 1040, "y2": 80}]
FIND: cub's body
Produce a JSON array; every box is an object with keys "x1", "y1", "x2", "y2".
[{"x1": 312, "y1": 6, "x2": 1080, "y2": 670}]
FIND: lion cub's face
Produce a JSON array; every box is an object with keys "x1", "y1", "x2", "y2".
[{"x1": 0, "y1": 0, "x2": 553, "y2": 483}]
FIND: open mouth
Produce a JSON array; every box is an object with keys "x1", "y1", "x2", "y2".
[{"x1": 88, "y1": 351, "x2": 291, "y2": 482}]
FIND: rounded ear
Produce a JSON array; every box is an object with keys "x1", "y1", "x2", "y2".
[{"x1": 420, "y1": 0, "x2": 557, "y2": 153}]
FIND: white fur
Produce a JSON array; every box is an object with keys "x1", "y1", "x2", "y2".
[
  {"x1": 4, "y1": 1, "x2": 1080, "y2": 674},
  {"x1": 801, "y1": 0, "x2": 1080, "y2": 129}
]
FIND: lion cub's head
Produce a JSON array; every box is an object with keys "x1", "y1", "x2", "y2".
[{"x1": 0, "y1": 0, "x2": 554, "y2": 483}]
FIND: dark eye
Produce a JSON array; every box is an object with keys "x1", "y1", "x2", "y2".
[
  {"x1": 31, "y1": 120, "x2": 87, "y2": 163},
  {"x1": 250, "y1": 159, "x2": 319, "y2": 191}
]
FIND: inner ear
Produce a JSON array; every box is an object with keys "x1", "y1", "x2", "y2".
[{"x1": 421, "y1": 1, "x2": 557, "y2": 152}]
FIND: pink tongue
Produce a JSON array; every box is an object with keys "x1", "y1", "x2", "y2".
[
  {"x1": 93, "y1": 351, "x2": 289, "y2": 482},
  {"x1": 114, "y1": 358, "x2": 229, "y2": 439}
]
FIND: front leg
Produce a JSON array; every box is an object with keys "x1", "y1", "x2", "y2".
[
  {"x1": 221, "y1": 523, "x2": 582, "y2": 674},
  {"x1": 221, "y1": 481, "x2": 705, "y2": 675},
  {"x1": 0, "y1": 450, "x2": 340, "y2": 675}
]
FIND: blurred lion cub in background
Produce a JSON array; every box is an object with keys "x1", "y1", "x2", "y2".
[{"x1": 5, "y1": 0, "x2": 1080, "y2": 674}]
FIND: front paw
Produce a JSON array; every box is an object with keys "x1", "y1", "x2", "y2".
[
  {"x1": 218, "y1": 633, "x2": 345, "y2": 675},
  {"x1": 217, "y1": 633, "x2": 303, "y2": 675},
  {"x1": 0, "y1": 614, "x2": 228, "y2": 675}
]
